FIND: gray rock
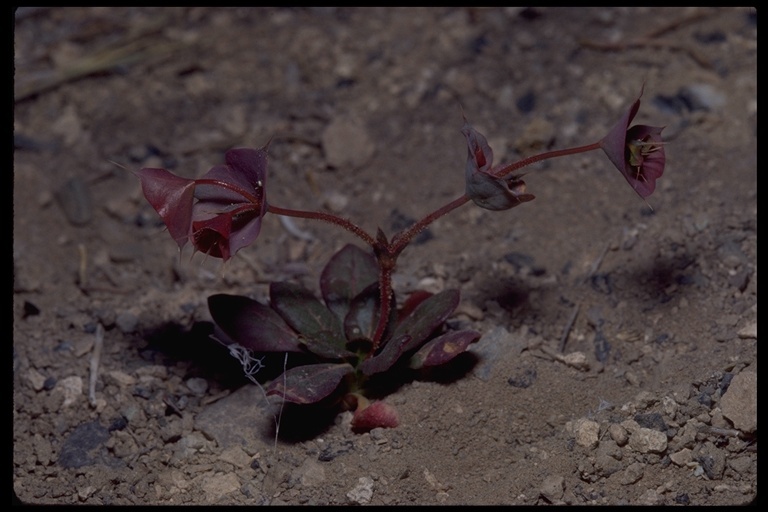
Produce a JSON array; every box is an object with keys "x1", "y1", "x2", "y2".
[
  {"x1": 720, "y1": 369, "x2": 757, "y2": 432},
  {"x1": 569, "y1": 418, "x2": 600, "y2": 449},
  {"x1": 539, "y1": 475, "x2": 564, "y2": 503},
  {"x1": 195, "y1": 384, "x2": 276, "y2": 451},
  {"x1": 346, "y1": 476, "x2": 374, "y2": 504}
]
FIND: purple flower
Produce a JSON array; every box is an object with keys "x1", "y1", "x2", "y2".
[
  {"x1": 134, "y1": 146, "x2": 268, "y2": 261},
  {"x1": 600, "y1": 89, "x2": 666, "y2": 199}
]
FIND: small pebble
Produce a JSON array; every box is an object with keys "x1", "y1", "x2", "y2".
[
  {"x1": 346, "y1": 476, "x2": 374, "y2": 505},
  {"x1": 186, "y1": 377, "x2": 209, "y2": 396},
  {"x1": 25, "y1": 368, "x2": 47, "y2": 391},
  {"x1": 55, "y1": 177, "x2": 93, "y2": 226},
  {"x1": 720, "y1": 370, "x2": 757, "y2": 433},
  {"x1": 57, "y1": 376, "x2": 84, "y2": 408},
  {"x1": 570, "y1": 418, "x2": 600, "y2": 449},
  {"x1": 540, "y1": 475, "x2": 565, "y2": 503},
  {"x1": 609, "y1": 423, "x2": 629, "y2": 446},
  {"x1": 115, "y1": 312, "x2": 139, "y2": 334}
]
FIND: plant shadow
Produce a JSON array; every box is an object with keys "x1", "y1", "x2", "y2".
[{"x1": 136, "y1": 319, "x2": 482, "y2": 443}]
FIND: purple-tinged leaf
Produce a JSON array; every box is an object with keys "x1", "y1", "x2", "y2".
[
  {"x1": 344, "y1": 282, "x2": 382, "y2": 343},
  {"x1": 300, "y1": 331, "x2": 357, "y2": 360},
  {"x1": 397, "y1": 290, "x2": 433, "y2": 322},
  {"x1": 266, "y1": 363, "x2": 354, "y2": 404},
  {"x1": 133, "y1": 168, "x2": 196, "y2": 249},
  {"x1": 359, "y1": 335, "x2": 411, "y2": 376},
  {"x1": 409, "y1": 330, "x2": 481, "y2": 369},
  {"x1": 207, "y1": 294, "x2": 304, "y2": 353},
  {"x1": 391, "y1": 289, "x2": 460, "y2": 354},
  {"x1": 270, "y1": 282, "x2": 352, "y2": 358},
  {"x1": 320, "y1": 244, "x2": 379, "y2": 321}
]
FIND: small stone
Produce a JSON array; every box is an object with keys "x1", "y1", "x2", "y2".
[
  {"x1": 185, "y1": 377, "x2": 208, "y2": 396},
  {"x1": 454, "y1": 301, "x2": 484, "y2": 321},
  {"x1": 709, "y1": 407, "x2": 731, "y2": 429},
  {"x1": 103, "y1": 370, "x2": 136, "y2": 387},
  {"x1": 32, "y1": 434, "x2": 53, "y2": 466},
  {"x1": 680, "y1": 83, "x2": 726, "y2": 111},
  {"x1": 697, "y1": 445, "x2": 726, "y2": 480},
  {"x1": 346, "y1": 476, "x2": 374, "y2": 505},
  {"x1": 627, "y1": 426, "x2": 667, "y2": 454},
  {"x1": 57, "y1": 421, "x2": 110, "y2": 469},
  {"x1": 78, "y1": 486, "x2": 96, "y2": 501},
  {"x1": 322, "y1": 191, "x2": 349, "y2": 213},
  {"x1": 55, "y1": 177, "x2": 92, "y2": 226},
  {"x1": 25, "y1": 368, "x2": 47, "y2": 391},
  {"x1": 620, "y1": 462, "x2": 645, "y2": 485},
  {"x1": 115, "y1": 311, "x2": 139, "y2": 334},
  {"x1": 625, "y1": 370, "x2": 642, "y2": 387},
  {"x1": 218, "y1": 446, "x2": 251, "y2": 469},
  {"x1": 540, "y1": 475, "x2": 565, "y2": 503},
  {"x1": 135, "y1": 365, "x2": 168, "y2": 380},
  {"x1": 638, "y1": 488, "x2": 662, "y2": 505},
  {"x1": 720, "y1": 370, "x2": 757, "y2": 433},
  {"x1": 737, "y1": 322, "x2": 756, "y2": 339},
  {"x1": 57, "y1": 376, "x2": 84, "y2": 408},
  {"x1": 670, "y1": 448, "x2": 693, "y2": 466},
  {"x1": 609, "y1": 423, "x2": 629, "y2": 446},
  {"x1": 570, "y1": 418, "x2": 600, "y2": 449}
]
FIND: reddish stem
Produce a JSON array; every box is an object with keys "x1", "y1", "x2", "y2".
[
  {"x1": 266, "y1": 204, "x2": 377, "y2": 247},
  {"x1": 267, "y1": 141, "x2": 604, "y2": 351},
  {"x1": 372, "y1": 265, "x2": 393, "y2": 347},
  {"x1": 492, "y1": 141, "x2": 602, "y2": 178},
  {"x1": 391, "y1": 194, "x2": 470, "y2": 257}
]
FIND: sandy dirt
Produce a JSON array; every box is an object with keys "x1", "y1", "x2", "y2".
[{"x1": 13, "y1": 7, "x2": 756, "y2": 505}]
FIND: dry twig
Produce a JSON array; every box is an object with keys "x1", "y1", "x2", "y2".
[{"x1": 580, "y1": 9, "x2": 716, "y2": 70}]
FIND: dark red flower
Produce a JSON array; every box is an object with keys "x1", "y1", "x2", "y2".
[
  {"x1": 600, "y1": 89, "x2": 666, "y2": 199},
  {"x1": 461, "y1": 120, "x2": 535, "y2": 211},
  {"x1": 134, "y1": 146, "x2": 268, "y2": 261}
]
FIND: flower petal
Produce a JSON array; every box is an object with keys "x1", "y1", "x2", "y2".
[
  {"x1": 600, "y1": 95, "x2": 641, "y2": 180},
  {"x1": 133, "y1": 168, "x2": 195, "y2": 249},
  {"x1": 599, "y1": 87, "x2": 666, "y2": 199}
]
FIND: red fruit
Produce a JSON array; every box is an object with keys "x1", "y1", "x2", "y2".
[{"x1": 351, "y1": 401, "x2": 400, "y2": 433}]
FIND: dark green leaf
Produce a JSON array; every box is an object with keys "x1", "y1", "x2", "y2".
[
  {"x1": 320, "y1": 244, "x2": 379, "y2": 321},
  {"x1": 301, "y1": 331, "x2": 357, "y2": 359},
  {"x1": 265, "y1": 363, "x2": 354, "y2": 404},
  {"x1": 270, "y1": 281, "x2": 332, "y2": 334},
  {"x1": 270, "y1": 282, "x2": 351, "y2": 358},
  {"x1": 344, "y1": 282, "x2": 381, "y2": 343},
  {"x1": 207, "y1": 294, "x2": 303, "y2": 353},
  {"x1": 359, "y1": 335, "x2": 411, "y2": 376},
  {"x1": 391, "y1": 289, "x2": 460, "y2": 353},
  {"x1": 409, "y1": 330, "x2": 481, "y2": 369}
]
